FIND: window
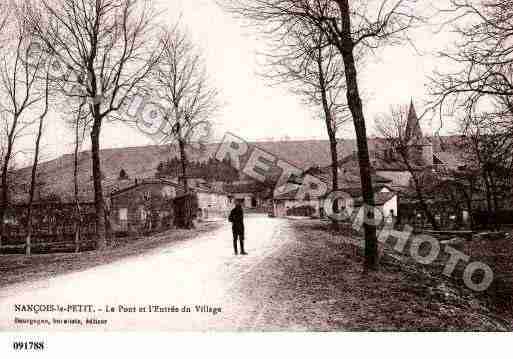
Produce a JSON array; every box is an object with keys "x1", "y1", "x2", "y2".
[{"x1": 119, "y1": 208, "x2": 128, "y2": 221}]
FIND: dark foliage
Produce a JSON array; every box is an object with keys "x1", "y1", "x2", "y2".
[{"x1": 155, "y1": 157, "x2": 239, "y2": 182}]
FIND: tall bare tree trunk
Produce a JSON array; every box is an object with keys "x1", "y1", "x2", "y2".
[
  {"x1": 328, "y1": 133, "x2": 338, "y2": 190},
  {"x1": 488, "y1": 172, "x2": 500, "y2": 230},
  {"x1": 26, "y1": 72, "x2": 50, "y2": 256},
  {"x1": 0, "y1": 165, "x2": 7, "y2": 248},
  {"x1": 91, "y1": 117, "x2": 107, "y2": 250},
  {"x1": 73, "y1": 109, "x2": 83, "y2": 253},
  {"x1": 317, "y1": 51, "x2": 339, "y2": 224},
  {"x1": 0, "y1": 136, "x2": 14, "y2": 248},
  {"x1": 176, "y1": 121, "x2": 189, "y2": 192},
  {"x1": 26, "y1": 116, "x2": 45, "y2": 256},
  {"x1": 335, "y1": 0, "x2": 377, "y2": 270},
  {"x1": 316, "y1": 47, "x2": 339, "y2": 194},
  {"x1": 74, "y1": 159, "x2": 82, "y2": 252},
  {"x1": 175, "y1": 121, "x2": 194, "y2": 229},
  {"x1": 178, "y1": 131, "x2": 193, "y2": 229},
  {"x1": 482, "y1": 171, "x2": 494, "y2": 229},
  {"x1": 179, "y1": 139, "x2": 188, "y2": 192},
  {"x1": 327, "y1": 127, "x2": 339, "y2": 229}
]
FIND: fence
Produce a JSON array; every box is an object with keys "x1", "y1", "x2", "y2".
[
  {"x1": 472, "y1": 210, "x2": 513, "y2": 229},
  {"x1": 398, "y1": 202, "x2": 513, "y2": 231},
  {"x1": 1, "y1": 194, "x2": 204, "y2": 254},
  {"x1": 0, "y1": 202, "x2": 97, "y2": 254}
]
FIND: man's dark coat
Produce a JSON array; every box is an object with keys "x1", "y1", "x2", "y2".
[{"x1": 229, "y1": 206, "x2": 244, "y2": 233}]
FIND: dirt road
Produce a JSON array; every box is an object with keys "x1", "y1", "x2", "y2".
[{"x1": 0, "y1": 215, "x2": 291, "y2": 331}]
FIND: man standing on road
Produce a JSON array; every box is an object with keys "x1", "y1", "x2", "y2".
[{"x1": 228, "y1": 201, "x2": 247, "y2": 255}]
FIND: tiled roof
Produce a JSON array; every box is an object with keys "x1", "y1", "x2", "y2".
[
  {"x1": 434, "y1": 151, "x2": 465, "y2": 170},
  {"x1": 320, "y1": 152, "x2": 399, "y2": 182}
]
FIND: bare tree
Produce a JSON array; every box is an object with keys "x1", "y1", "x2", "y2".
[
  {"x1": 0, "y1": 2, "x2": 11, "y2": 38},
  {"x1": 154, "y1": 26, "x2": 219, "y2": 197},
  {"x1": 0, "y1": 4, "x2": 48, "y2": 247},
  {"x1": 262, "y1": 21, "x2": 349, "y2": 193},
  {"x1": 27, "y1": 0, "x2": 164, "y2": 250},
  {"x1": 66, "y1": 101, "x2": 90, "y2": 252},
  {"x1": 375, "y1": 105, "x2": 440, "y2": 230},
  {"x1": 220, "y1": 0, "x2": 420, "y2": 270},
  {"x1": 430, "y1": 0, "x2": 513, "y2": 134},
  {"x1": 25, "y1": 60, "x2": 51, "y2": 256},
  {"x1": 458, "y1": 114, "x2": 513, "y2": 228},
  {"x1": 428, "y1": 0, "x2": 513, "y2": 229}
]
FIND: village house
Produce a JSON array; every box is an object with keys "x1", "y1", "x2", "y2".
[
  {"x1": 273, "y1": 185, "x2": 323, "y2": 217},
  {"x1": 193, "y1": 186, "x2": 231, "y2": 220},
  {"x1": 271, "y1": 101, "x2": 455, "y2": 221},
  {"x1": 109, "y1": 177, "x2": 232, "y2": 234},
  {"x1": 109, "y1": 178, "x2": 185, "y2": 234},
  {"x1": 271, "y1": 169, "x2": 398, "y2": 220},
  {"x1": 327, "y1": 102, "x2": 460, "y2": 190},
  {"x1": 342, "y1": 186, "x2": 398, "y2": 224},
  {"x1": 224, "y1": 180, "x2": 270, "y2": 210}
]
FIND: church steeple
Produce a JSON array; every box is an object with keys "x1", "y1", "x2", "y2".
[{"x1": 405, "y1": 99, "x2": 423, "y2": 142}]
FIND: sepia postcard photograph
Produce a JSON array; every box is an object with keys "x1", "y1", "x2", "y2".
[{"x1": 0, "y1": 0, "x2": 512, "y2": 356}]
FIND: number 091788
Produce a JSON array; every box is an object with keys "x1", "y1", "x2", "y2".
[{"x1": 12, "y1": 341, "x2": 45, "y2": 350}]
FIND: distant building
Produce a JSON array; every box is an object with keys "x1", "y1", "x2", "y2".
[
  {"x1": 271, "y1": 101, "x2": 453, "y2": 219},
  {"x1": 193, "y1": 186, "x2": 230, "y2": 220},
  {"x1": 344, "y1": 186, "x2": 398, "y2": 223},
  {"x1": 109, "y1": 178, "x2": 231, "y2": 234},
  {"x1": 272, "y1": 171, "x2": 397, "y2": 220},
  {"x1": 109, "y1": 179, "x2": 185, "y2": 234},
  {"x1": 224, "y1": 180, "x2": 270, "y2": 210},
  {"x1": 273, "y1": 187, "x2": 323, "y2": 218}
]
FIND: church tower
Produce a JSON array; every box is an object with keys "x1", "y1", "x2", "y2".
[
  {"x1": 405, "y1": 100, "x2": 433, "y2": 167},
  {"x1": 405, "y1": 99, "x2": 423, "y2": 142}
]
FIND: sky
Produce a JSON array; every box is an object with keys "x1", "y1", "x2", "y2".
[{"x1": 28, "y1": 0, "x2": 460, "y2": 165}]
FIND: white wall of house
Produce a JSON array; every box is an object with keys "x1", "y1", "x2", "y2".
[
  {"x1": 382, "y1": 195, "x2": 398, "y2": 219},
  {"x1": 197, "y1": 191, "x2": 230, "y2": 219},
  {"x1": 351, "y1": 199, "x2": 397, "y2": 225}
]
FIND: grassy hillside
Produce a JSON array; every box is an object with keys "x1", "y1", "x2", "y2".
[{"x1": 13, "y1": 136, "x2": 463, "y2": 203}]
